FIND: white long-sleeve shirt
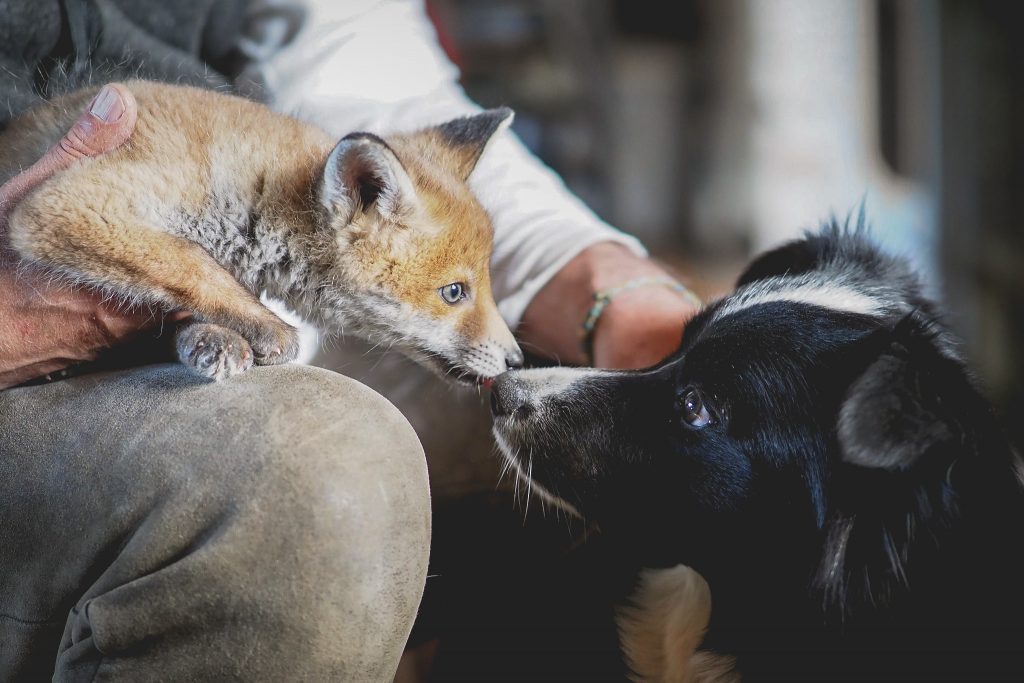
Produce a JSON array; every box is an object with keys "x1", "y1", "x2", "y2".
[{"x1": 244, "y1": 0, "x2": 645, "y2": 329}]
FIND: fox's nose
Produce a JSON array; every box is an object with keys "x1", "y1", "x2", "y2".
[
  {"x1": 490, "y1": 371, "x2": 529, "y2": 416},
  {"x1": 505, "y1": 346, "x2": 524, "y2": 370}
]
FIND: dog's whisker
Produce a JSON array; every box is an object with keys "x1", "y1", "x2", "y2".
[{"x1": 523, "y1": 450, "x2": 534, "y2": 521}]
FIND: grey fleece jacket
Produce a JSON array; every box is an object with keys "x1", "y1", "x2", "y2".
[{"x1": 0, "y1": 0, "x2": 252, "y2": 126}]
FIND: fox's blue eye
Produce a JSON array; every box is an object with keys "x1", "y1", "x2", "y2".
[{"x1": 440, "y1": 282, "x2": 467, "y2": 304}]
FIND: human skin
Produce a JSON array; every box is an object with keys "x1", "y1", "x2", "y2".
[
  {"x1": 0, "y1": 84, "x2": 173, "y2": 390},
  {"x1": 518, "y1": 242, "x2": 699, "y2": 370},
  {"x1": 0, "y1": 84, "x2": 695, "y2": 389}
]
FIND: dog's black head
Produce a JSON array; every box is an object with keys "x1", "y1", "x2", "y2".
[{"x1": 491, "y1": 223, "x2": 1023, "y2": 622}]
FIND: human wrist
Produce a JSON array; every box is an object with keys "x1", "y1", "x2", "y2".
[
  {"x1": 518, "y1": 242, "x2": 636, "y2": 365},
  {"x1": 518, "y1": 241, "x2": 700, "y2": 367},
  {"x1": 582, "y1": 273, "x2": 700, "y2": 364}
]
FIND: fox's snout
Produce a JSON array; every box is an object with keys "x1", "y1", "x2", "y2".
[
  {"x1": 491, "y1": 310, "x2": 524, "y2": 370},
  {"x1": 505, "y1": 345, "x2": 525, "y2": 369},
  {"x1": 457, "y1": 321, "x2": 523, "y2": 380}
]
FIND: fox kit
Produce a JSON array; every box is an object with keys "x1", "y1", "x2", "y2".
[{"x1": 0, "y1": 80, "x2": 523, "y2": 383}]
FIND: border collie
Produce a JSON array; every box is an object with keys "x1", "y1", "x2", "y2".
[{"x1": 490, "y1": 223, "x2": 1024, "y2": 681}]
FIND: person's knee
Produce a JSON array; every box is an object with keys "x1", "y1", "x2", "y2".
[
  {"x1": 33, "y1": 363, "x2": 430, "y2": 681},
  {"x1": 215, "y1": 365, "x2": 432, "y2": 676},
  {"x1": 234, "y1": 362, "x2": 431, "y2": 552},
  {"x1": 235, "y1": 364, "x2": 433, "y2": 607}
]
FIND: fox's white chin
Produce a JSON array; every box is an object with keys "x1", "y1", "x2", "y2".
[{"x1": 403, "y1": 346, "x2": 497, "y2": 387}]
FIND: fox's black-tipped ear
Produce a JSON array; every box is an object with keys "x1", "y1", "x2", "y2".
[
  {"x1": 434, "y1": 107, "x2": 514, "y2": 180},
  {"x1": 320, "y1": 133, "x2": 417, "y2": 225}
]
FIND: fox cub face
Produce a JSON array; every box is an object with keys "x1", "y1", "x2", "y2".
[{"x1": 313, "y1": 109, "x2": 522, "y2": 384}]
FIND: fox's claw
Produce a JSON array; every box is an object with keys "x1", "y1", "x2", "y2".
[
  {"x1": 246, "y1": 321, "x2": 300, "y2": 366},
  {"x1": 176, "y1": 322, "x2": 254, "y2": 380}
]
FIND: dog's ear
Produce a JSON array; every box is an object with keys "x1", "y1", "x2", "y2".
[
  {"x1": 815, "y1": 313, "x2": 994, "y2": 615},
  {"x1": 736, "y1": 235, "x2": 822, "y2": 287},
  {"x1": 836, "y1": 313, "x2": 973, "y2": 471}
]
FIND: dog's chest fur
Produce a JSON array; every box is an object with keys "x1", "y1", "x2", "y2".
[{"x1": 616, "y1": 566, "x2": 737, "y2": 683}]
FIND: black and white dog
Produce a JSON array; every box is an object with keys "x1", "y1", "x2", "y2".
[{"x1": 490, "y1": 223, "x2": 1024, "y2": 681}]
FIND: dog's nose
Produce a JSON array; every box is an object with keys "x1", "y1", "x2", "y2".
[
  {"x1": 490, "y1": 371, "x2": 529, "y2": 416},
  {"x1": 505, "y1": 346, "x2": 524, "y2": 370}
]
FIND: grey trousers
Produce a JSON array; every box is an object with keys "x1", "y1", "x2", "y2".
[{"x1": 0, "y1": 363, "x2": 431, "y2": 682}]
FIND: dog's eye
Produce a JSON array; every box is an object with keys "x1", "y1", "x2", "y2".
[
  {"x1": 439, "y1": 282, "x2": 467, "y2": 304},
  {"x1": 681, "y1": 389, "x2": 712, "y2": 428}
]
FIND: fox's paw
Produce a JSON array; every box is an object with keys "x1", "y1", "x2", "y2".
[
  {"x1": 176, "y1": 323, "x2": 254, "y2": 380},
  {"x1": 246, "y1": 319, "x2": 301, "y2": 366}
]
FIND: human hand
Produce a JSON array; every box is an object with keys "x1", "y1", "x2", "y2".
[
  {"x1": 518, "y1": 242, "x2": 700, "y2": 370},
  {"x1": 0, "y1": 83, "x2": 174, "y2": 390}
]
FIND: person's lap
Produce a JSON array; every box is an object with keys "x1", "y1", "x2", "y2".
[
  {"x1": 0, "y1": 363, "x2": 430, "y2": 682},
  {"x1": 313, "y1": 341, "x2": 606, "y2": 681}
]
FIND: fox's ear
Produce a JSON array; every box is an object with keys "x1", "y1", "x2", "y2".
[
  {"x1": 321, "y1": 133, "x2": 418, "y2": 225},
  {"x1": 432, "y1": 107, "x2": 514, "y2": 180}
]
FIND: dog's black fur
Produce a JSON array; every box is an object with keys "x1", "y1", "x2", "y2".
[{"x1": 490, "y1": 222, "x2": 1024, "y2": 681}]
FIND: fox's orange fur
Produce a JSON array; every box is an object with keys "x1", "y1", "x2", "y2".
[{"x1": 0, "y1": 80, "x2": 521, "y2": 382}]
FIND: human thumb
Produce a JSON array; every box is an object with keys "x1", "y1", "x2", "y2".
[
  {"x1": 0, "y1": 83, "x2": 138, "y2": 228},
  {"x1": 55, "y1": 83, "x2": 138, "y2": 161}
]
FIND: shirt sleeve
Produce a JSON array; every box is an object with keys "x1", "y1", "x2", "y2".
[{"x1": 248, "y1": 0, "x2": 646, "y2": 328}]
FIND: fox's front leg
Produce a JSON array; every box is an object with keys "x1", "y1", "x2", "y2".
[{"x1": 7, "y1": 200, "x2": 300, "y2": 375}]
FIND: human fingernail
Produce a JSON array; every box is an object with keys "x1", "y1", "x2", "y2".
[{"x1": 89, "y1": 85, "x2": 124, "y2": 123}]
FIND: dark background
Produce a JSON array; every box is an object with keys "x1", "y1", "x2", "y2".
[{"x1": 428, "y1": 0, "x2": 1024, "y2": 445}]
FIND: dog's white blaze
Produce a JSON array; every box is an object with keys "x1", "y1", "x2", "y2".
[
  {"x1": 514, "y1": 366, "x2": 611, "y2": 399},
  {"x1": 616, "y1": 565, "x2": 738, "y2": 683},
  {"x1": 713, "y1": 282, "x2": 883, "y2": 322}
]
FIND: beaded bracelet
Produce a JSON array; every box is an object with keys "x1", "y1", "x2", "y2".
[{"x1": 580, "y1": 276, "x2": 702, "y2": 363}]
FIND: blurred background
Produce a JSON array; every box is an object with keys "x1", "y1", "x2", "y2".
[{"x1": 426, "y1": 0, "x2": 1024, "y2": 444}]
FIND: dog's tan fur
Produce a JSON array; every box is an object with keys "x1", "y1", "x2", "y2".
[
  {"x1": 617, "y1": 565, "x2": 738, "y2": 683},
  {"x1": 0, "y1": 80, "x2": 520, "y2": 381}
]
